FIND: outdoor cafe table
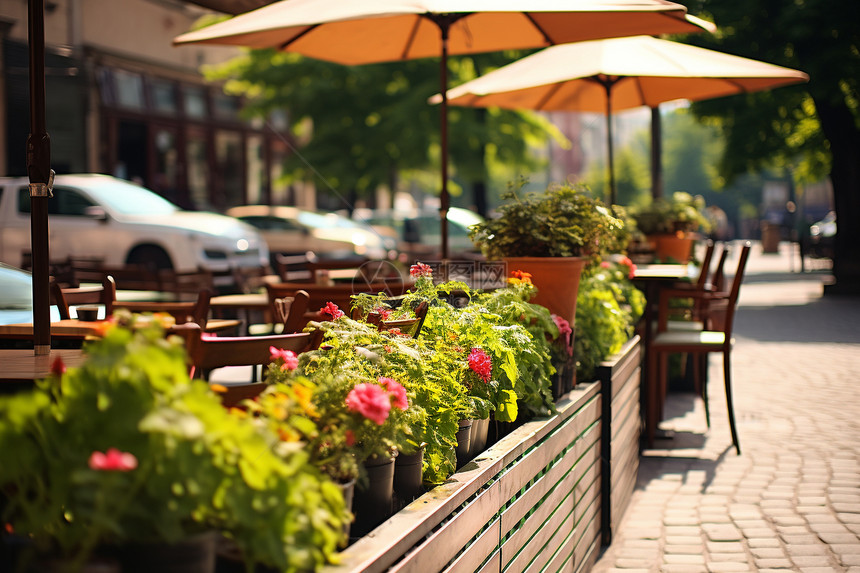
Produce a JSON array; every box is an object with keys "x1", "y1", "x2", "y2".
[
  {"x1": 0, "y1": 318, "x2": 241, "y2": 340},
  {"x1": 0, "y1": 348, "x2": 87, "y2": 388},
  {"x1": 632, "y1": 263, "x2": 697, "y2": 449}
]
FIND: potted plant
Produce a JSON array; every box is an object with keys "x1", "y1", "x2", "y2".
[
  {"x1": 468, "y1": 179, "x2": 628, "y2": 326},
  {"x1": 574, "y1": 256, "x2": 646, "y2": 381},
  {"x1": 629, "y1": 191, "x2": 710, "y2": 263},
  {"x1": 0, "y1": 311, "x2": 349, "y2": 573}
]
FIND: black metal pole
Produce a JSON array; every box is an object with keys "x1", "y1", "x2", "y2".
[
  {"x1": 650, "y1": 106, "x2": 663, "y2": 199},
  {"x1": 27, "y1": 0, "x2": 53, "y2": 356},
  {"x1": 604, "y1": 81, "x2": 616, "y2": 206},
  {"x1": 438, "y1": 23, "x2": 450, "y2": 261}
]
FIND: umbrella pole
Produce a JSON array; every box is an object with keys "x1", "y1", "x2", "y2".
[
  {"x1": 27, "y1": 0, "x2": 53, "y2": 356},
  {"x1": 603, "y1": 80, "x2": 616, "y2": 206},
  {"x1": 438, "y1": 23, "x2": 450, "y2": 261},
  {"x1": 650, "y1": 106, "x2": 663, "y2": 199}
]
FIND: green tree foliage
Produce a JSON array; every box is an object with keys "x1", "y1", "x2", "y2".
[
  {"x1": 204, "y1": 50, "x2": 557, "y2": 209},
  {"x1": 678, "y1": 0, "x2": 860, "y2": 288}
]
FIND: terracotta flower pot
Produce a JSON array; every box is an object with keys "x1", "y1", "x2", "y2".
[
  {"x1": 502, "y1": 257, "x2": 586, "y2": 326},
  {"x1": 646, "y1": 233, "x2": 694, "y2": 263}
]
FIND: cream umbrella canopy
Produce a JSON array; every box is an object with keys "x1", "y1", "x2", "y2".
[
  {"x1": 174, "y1": 0, "x2": 712, "y2": 259},
  {"x1": 437, "y1": 35, "x2": 809, "y2": 205}
]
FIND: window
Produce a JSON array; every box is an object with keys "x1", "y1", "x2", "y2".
[
  {"x1": 17, "y1": 186, "x2": 95, "y2": 216},
  {"x1": 183, "y1": 86, "x2": 208, "y2": 119},
  {"x1": 113, "y1": 69, "x2": 145, "y2": 111},
  {"x1": 150, "y1": 79, "x2": 178, "y2": 115}
]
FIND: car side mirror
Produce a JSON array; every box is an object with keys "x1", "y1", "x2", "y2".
[{"x1": 84, "y1": 206, "x2": 108, "y2": 222}]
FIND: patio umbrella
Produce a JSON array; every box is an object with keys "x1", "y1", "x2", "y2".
[
  {"x1": 174, "y1": 0, "x2": 712, "y2": 259},
  {"x1": 436, "y1": 35, "x2": 809, "y2": 205},
  {"x1": 27, "y1": 0, "x2": 53, "y2": 355}
]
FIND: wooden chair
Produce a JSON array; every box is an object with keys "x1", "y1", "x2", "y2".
[
  {"x1": 647, "y1": 242, "x2": 751, "y2": 454},
  {"x1": 273, "y1": 290, "x2": 311, "y2": 334},
  {"x1": 51, "y1": 275, "x2": 117, "y2": 320},
  {"x1": 178, "y1": 324, "x2": 311, "y2": 407},
  {"x1": 113, "y1": 289, "x2": 213, "y2": 328}
]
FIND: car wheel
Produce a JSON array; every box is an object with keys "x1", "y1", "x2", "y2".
[{"x1": 127, "y1": 245, "x2": 173, "y2": 271}]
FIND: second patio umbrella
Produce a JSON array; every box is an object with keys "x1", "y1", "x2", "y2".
[
  {"x1": 174, "y1": 0, "x2": 712, "y2": 259},
  {"x1": 437, "y1": 35, "x2": 809, "y2": 205}
]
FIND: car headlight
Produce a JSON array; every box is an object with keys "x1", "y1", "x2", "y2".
[{"x1": 236, "y1": 238, "x2": 250, "y2": 252}]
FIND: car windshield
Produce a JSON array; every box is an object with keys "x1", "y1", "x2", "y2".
[{"x1": 76, "y1": 178, "x2": 180, "y2": 216}]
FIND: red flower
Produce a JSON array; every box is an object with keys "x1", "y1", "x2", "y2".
[
  {"x1": 320, "y1": 302, "x2": 345, "y2": 319},
  {"x1": 619, "y1": 256, "x2": 637, "y2": 279},
  {"x1": 409, "y1": 262, "x2": 433, "y2": 278},
  {"x1": 468, "y1": 348, "x2": 492, "y2": 383},
  {"x1": 600, "y1": 261, "x2": 612, "y2": 269},
  {"x1": 379, "y1": 377, "x2": 409, "y2": 410},
  {"x1": 50, "y1": 356, "x2": 66, "y2": 377},
  {"x1": 345, "y1": 383, "x2": 391, "y2": 425},
  {"x1": 345, "y1": 429, "x2": 356, "y2": 447},
  {"x1": 88, "y1": 448, "x2": 138, "y2": 472},
  {"x1": 269, "y1": 346, "x2": 299, "y2": 371}
]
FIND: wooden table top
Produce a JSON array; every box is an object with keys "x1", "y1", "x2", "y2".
[
  {"x1": 209, "y1": 292, "x2": 270, "y2": 310},
  {"x1": 0, "y1": 348, "x2": 87, "y2": 382},
  {"x1": 633, "y1": 264, "x2": 694, "y2": 281},
  {"x1": 0, "y1": 318, "x2": 240, "y2": 339}
]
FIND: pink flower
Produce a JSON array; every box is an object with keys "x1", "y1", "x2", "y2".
[
  {"x1": 379, "y1": 377, "x2": 409, "y2": 410},
  {"x1": 50, "y1": 356, "x2": 65, "y2": 377},
  {"x1": 552, "y1": 314, "x2": 574, "y2": 356},
  {"x1": 346, "y1": 383, "x2": 391, "y2": 425},
  {"x1": 468, "y1": 348, "x2": 492, "y2": 383},
  {"x1": 619, "y1": 256, "x2": 637, "y2": 279},
  {"x1": 600, "y1": 260, "x2": 612, "y2": 269},
  {"x1": 320, "y1": 302, "x2": 345, "y2": 319},
  {"x1": 89, "y1": 448, "x2": 138, "y2": 472},
  {"x1": 269, "y1": 347, "x2": 299, "y2": 371},
  {"x1": 409, "y1": 262, "x2": 433, "y2": 278}
]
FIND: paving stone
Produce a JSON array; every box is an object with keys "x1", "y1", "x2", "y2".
[
  {"x1": 706, "y1": 542, "x2": 745, "y2": 554},
  {"x1": 747, "y1": 537, "x2": 781, "y2": 548},
  {"x1": 749, "y1": 547, "x2": 786, "y2": 559},
  {"x1": 754, "y1": 558, "x2": 795, "y2": 568},
  {"x1": 664, "y1": 554, "x2": 707, "y2": 565},
  {"x1": 660, "y1": 565, "x2": 708, "y2": 573},
  {"x1": 705, "y1": 563, "x2": 752, "y2": 572},
  {"x1": 703, "y1": 524, "x2": 743, "y2": 542},
  {"x1": 842, "y1": 554, "x2": 860, "y2": 567}
]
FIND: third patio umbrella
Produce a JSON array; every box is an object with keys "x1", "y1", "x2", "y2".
[
  {"x1": 437, "y1": 35, "x2": 809, "y2": 205},
  {"x1": 174, "y1": 0, "x2": 712, "y2": 259}
]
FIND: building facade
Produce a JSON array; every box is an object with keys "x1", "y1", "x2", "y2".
[{"x1": 1, "y1": 0, "x2": 308, "y2": 211}]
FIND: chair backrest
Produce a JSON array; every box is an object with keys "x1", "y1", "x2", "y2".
[
  {"x1": 274, "y1": 253, "x2": 315, "y2": 282},
  {"x1": 51, "y1": 275, "x2": 117, "y2": 319},
  {"x1": 183, "y1": 329, "x2": 311, "y2": 375},
  {"x1": 265, "y1": 280, "x2": 413, "y2": 317},
  {"x1": 719, "y1": 242, "x2": 751, "y2": 339},
  {"x1": 113, "y1": 289, "x2": 212, "y2": 327},
  {"x1": 709, "y1": 245, "x2": 731, "y2": 293},
  {"x1": 694, "y1": 240, "x2": 716, "y2": 290},
  {"x1": 273, "y1": 290, "x2": 311, "y2": 333},
  {"x1": 177, "y1": 325, "x2": 311, "y2": 406}
]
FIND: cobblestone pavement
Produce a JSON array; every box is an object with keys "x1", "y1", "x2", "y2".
[{"x1": 592, "y1": 242, "x2": 860, "y2": 573}]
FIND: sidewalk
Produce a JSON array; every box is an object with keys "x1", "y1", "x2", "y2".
[{"x1": 592, "y1": 241, "x2": 860, "y2": 573}]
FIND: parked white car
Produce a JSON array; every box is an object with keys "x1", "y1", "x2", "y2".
[
  {"x1": 0, "y1": 174, "x2": 269, "y2": 285},
  {"x1": 226, "y1": 204, "x2": 397, "y2": 261}
]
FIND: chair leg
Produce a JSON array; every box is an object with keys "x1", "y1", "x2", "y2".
[
  {"x1": 723, "y1": 351, "x2": 741, "y2": 455},
  {"x1": 695, "y1": 353, "x2": 710, "y2": 428},
  {"x1": 646, "y1": 347, "x2": 658, "y2": 449}
]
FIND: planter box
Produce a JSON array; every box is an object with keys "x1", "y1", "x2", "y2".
[
  {"x1": 597, "y1": 335, "x2": 641, "y2": 546},
  {"x1": 326, "y1": 383, "x2": 603, "y2": 573},
  {"x1": 325, "y1": 336, "x2": 642, "y2": 573}
]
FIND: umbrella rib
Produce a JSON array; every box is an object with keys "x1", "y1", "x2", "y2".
[
  {"x1": 522, "y1": 13, "x2": 553, "y2": 45},
  {"x1": 278, "y1": 23, "x2": 320, "y2": 51},
  {"x1": 535, "y1": 81, "x2": 567, "y2": 111}
]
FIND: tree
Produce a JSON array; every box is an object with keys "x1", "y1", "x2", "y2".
[
  {"x1": 205, "y1": 49, "x2": 555, "y2": 213},
  {"x1": 680, "y1": 0, "x2": 860, "y2": 292}
]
